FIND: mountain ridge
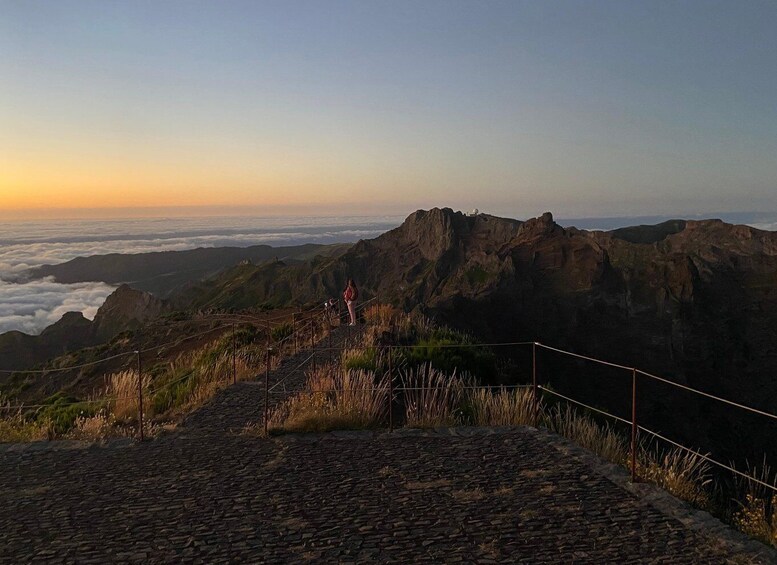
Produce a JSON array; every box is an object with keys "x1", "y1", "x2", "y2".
[
  {"x1": 4, "y1": 208, "x2": 777, "y2": 464},
  {"x1": 25, "y1": 242, "x2": 351, "y2": 297}
]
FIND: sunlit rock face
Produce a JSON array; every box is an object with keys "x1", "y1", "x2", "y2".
[{"x1": 92, "y1": 284, "x2": 165, "y2": 341}]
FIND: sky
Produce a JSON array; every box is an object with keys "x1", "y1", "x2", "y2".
[{"x1": 1, "y1": 0, "x2": 777, "y2": 219}]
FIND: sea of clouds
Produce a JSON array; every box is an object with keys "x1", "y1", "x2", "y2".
[{"x1": 0, "y1": 216, "x2": 402, "y2": 336}]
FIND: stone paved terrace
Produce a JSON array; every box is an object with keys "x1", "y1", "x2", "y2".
[{"x1": 1, "y1": 327, "x2": 776, "y2": 564}]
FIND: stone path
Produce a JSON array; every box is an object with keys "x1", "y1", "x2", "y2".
[
  {"x1": 178, "y1": 324, "x2": 359, "y2": 435},
  {"x1": 1, "y1": 327, "x2": 775, "y2": 564}
]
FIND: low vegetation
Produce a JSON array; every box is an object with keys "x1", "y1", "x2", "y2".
[
  {"x1": 401, "y1": 365, "x2": 465, "y2": 428},
  {"x1": 638, "y1": 445, "x2": 712, "y2": 509},
  {"x1": 270, "y1": 322, "x2": 294, "y2": 343},
  {"x1": 267, "y1": 365, "x2": 389, "y2": 434},
  {"x1": 0, "y1": 323, "x2": 293, "y2": 442},
  {"x1": 0, "y1": 403, "x2": 49, "y2": 442},
  {"x1": 734, "y1": 494, "x2": 777, "y2": 548},
  {"x1": 547, "y1": 404, "x2": 629, "y2": 466},
  {"x1": 732, "y1": 462, "x2": 777, "y2": 547},
  {"x1": 468, "y1": 387, "x2": 536, "y2": 428}
]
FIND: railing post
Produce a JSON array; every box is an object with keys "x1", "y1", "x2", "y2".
[
  {"x1": 232, "y1": 322, "x2": 237, "y2": 385},
  {"x1": 631, "y1": 367, "x2": 638, "y2": 483},
  {"x1": 388, "y1": 346, "x2": 393, "y2": 432},
  {"x1": 310, "y1": 319, "x2": 317, "y2": 372},
  {"x1": 532, "y1": 342, "x2": 539, "y2": 427},
  {"x1": 264, "y1": 346, "x2": 272, "y2": 436},
  {"x1": 328, "y1": 321, "x2": 333, "y2": 365},
  {"x1": 293, "y1": 312, "x2": 298, "y2": 354},
  {"x1": 136, "y1": 350, "x2": 144, "y2": 442}
]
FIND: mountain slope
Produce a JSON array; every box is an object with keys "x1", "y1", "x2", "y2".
[
  {"x1": 27, "y1": 243, "x2": 350, "y2": 297},
  {"x1": 170, "y1": 208, "x2": 777, "y2": 463}
]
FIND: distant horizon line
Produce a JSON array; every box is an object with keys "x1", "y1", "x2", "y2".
[{"x1": 2, "y1": 205, "x2": 776, "y2": 224}]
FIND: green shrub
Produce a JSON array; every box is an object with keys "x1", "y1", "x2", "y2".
[
  {"x1": 151, "y1": 369, "x2": 197, "y2": 413},
  {"x1": 35, "y1": 393, "x2": 103, "y2": 435},
  {"x1": 343, "y1": 348, "x2": 377, "y2": 372},
  {"x1": 403, "y1": 328, "x2": 497, "y2": 382},
  {"x1": 271, "y1": 322, "x2": 293, "y2": 342}
]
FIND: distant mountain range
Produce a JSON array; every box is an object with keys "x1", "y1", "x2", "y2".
[
  {"x1": 3, "y1": 208, "x2": 776, "y2": 463},
  {"x1": 25, "y1": 242, "x2": 350, "y2": 297}
]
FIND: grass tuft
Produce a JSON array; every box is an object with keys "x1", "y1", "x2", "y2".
[
  {"x1": 0, "y1": 404, "x2": 49, "y2": 443},
  {"x1": 362, "y1": 304, "x2": 396, "y2": 327},
  {"x1": 401, "y1": 364, "x2": 464, "y2": 428},
  {"x1": 468, "y1": 387, "x2": 536, "y2": 427},
  {"x1": 638, "y1": 446, "x2": 712, "y2": 509},
  {"x1": 732, "y1": 461, "x2": 777, "y2": 547},
  {"x1": 269, "y1": 365, "x2": 389, "y2": 434},
  {"x1": 547, "y1": 404, "x2": 629, "y2": 465},
  {"x1": 106, "y1": 370, "x2": 150, "y2": 421}
]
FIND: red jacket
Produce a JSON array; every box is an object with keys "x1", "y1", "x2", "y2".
[{"x1": 343, "y1": 286, "x2": 358, "y2": 301}]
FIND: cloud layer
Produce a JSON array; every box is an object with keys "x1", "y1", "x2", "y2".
[
  {"x1": 0, "y1": 278, "x2": 115, "y2": 335},
  {"x1": 0, "y1": 216, "x2": 402, "y2": 335}
]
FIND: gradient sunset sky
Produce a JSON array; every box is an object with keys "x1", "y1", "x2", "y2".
[{"x1": 1, "y1": 0, "x2": 776, "y2": 219}]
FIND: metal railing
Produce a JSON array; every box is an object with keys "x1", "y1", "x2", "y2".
[
  {"x1": 257, "y1": 337, "x2": 777, "y2": 495},
  {"x1": 3, "y1": 300, "x2": 776, "y2": 497},
  {"x1": 0, "y1": 296, "x2": 379, "y2": 439}
]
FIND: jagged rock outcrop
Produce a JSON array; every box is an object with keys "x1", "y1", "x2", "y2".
[{"x1": 92, "y1": 284, "x2": 165, "y2": 340}]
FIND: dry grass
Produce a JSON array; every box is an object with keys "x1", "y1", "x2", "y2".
[
  {"x1": 268, "y1": 365, "x2": 389, "y2": 434},
  {"x1": 547, "y1": 404, "x2": 629, "y2": 465},
  {"x1": 0, "y1": 405, "x2": 49, "y2": 443},
  {"x1": 546, "y1": 404, "x2": 715, "y2": 512},
  {"x1": 67, "y1": 409, "x2": 115, "y2": 440},
  {"x1": 734, "y1": 494, "x2": 777, "y2": 547},
  {"x1": 152, "y1": 344, "x2": 259, "y2": 418},
  {"x1": 412, "y1": 315, "x2": 436, "y2": 340},
  {"x1": 732, "y1": 462, "x2": 777, "y2": 547},
  {"x1": 362, "y1": 304, "x2": 397, "y2": 327},
  {"x1": 105, "y1": 370, "x2": 151, "y2": 421},
  {"x1": 638, "y1": 446, "x2": 713, "y2": 509},
  {"x1": 469, "y1": 387, "x2": 536, "y2": 427},
  {"x1": 401, "y1": 364, "x2": 464, "y2": 428},
  {"x1": 478, "y1": 538, "x2": 500, "y2": 559}
]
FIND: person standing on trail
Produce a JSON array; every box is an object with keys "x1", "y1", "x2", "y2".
[{"x1": 343, "y1": 279, "x2": 358, "y2": 326}]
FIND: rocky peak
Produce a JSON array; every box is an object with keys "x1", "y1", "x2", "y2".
[
  {"x1": 399, "y1": 208, "x2": 461, "y2": 260},
  {"x1": 93, "y1": 284, "x2": 165, "y2": 340},
  {"x1": 40, "y1": 311, "x2": 91, "y2": 337},
  {"x1": 517, "y1": 211, "x2": 558, "y2": 238}
]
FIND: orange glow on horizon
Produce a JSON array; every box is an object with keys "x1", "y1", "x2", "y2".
[{"x1": 0, "y1": 150, "x2": 377, "y2": 212}]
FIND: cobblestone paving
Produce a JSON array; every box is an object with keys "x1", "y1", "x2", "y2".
[{"x1": 1, "y1": 327, "x2": 774, "y2": 564}]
